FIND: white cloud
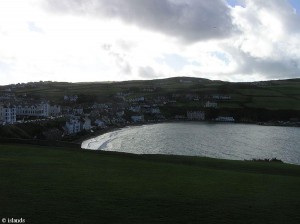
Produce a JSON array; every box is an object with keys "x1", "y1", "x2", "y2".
[
  {"x1": 0, "y1": 0, "x2": 300, "y2": 85},
  {"x1": 225, "y1": 0, "x2": 300, "y2": 80}
]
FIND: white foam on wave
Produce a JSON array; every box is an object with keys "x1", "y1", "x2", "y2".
[{"x1": 81, "y1": 128, "x2": 125, "y2": 150}]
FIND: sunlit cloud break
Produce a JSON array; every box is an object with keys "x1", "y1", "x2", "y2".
[{"x1": 0, "y1": 0, "x2": 300, "y2": 85}]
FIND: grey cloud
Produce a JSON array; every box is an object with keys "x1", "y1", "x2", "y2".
[
  {"x1": 45, "y1": 0, "x2": 235, "y2": 42},
  {"x1": 228, "y1": 47, "x2": 300, "y2": 79},
  {"x1": 240, "y1": 57, "x2": 300, "y2": 79},
  {"x1": 139, "y1": 66, "x2": 159, "y2": 79}
]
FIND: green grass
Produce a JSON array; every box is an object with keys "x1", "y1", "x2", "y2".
[
  {"x1": 237, "y1": 89, "x2": 284, "y2": 97},
  {"x1": 1, "y1": 144, "x2": 300, "y2": 223},
  {"x1": 266, "y1": 85, "x2": 300, "y2": 95},
  {"x1": 245, "y1": 97, "x2": 300, "y2": 110},
  {"x1": 219, "y1": 102, "x2": 243, "y2": 109}
]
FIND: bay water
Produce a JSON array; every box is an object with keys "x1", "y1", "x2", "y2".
[{"x1": 82, "y1": 122, "x2": 300, "y2": 165}]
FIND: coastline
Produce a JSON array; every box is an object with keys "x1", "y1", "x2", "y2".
[
  {"x1": 75, "y1": 119, "x2": 190, "y2": 145},
  {"x1": 74, "y1": 120, "x2": 163, "y2": 144},
  {"x1": 74, "y1": 119, "x2": 300, "y2": 146}
]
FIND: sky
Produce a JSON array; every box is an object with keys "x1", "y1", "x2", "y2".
[{"x1": 0, "y1": 0, "x2": 300, "y2": 85}]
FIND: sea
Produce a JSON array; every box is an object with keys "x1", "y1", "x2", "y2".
[{"x1": 81, "y1": 122, "x2": 300, "y2": 165}]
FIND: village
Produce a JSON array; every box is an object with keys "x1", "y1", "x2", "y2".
[
  {"x1": 1, "y1": 77, "x2": 300, "y2": 141},
  {"x1": 0, "y1": 81, "x2": 237, "y2": 140}
]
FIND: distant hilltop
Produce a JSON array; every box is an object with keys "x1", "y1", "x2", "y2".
[{"x1": 1, "y1": 76, "x2": 300, "y2": 87}]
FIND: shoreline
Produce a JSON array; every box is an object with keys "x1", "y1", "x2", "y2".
[
  {"x1": 75, "y1": 120, "x2": 172, "y2": 144},
  {"x1": 75, "y1": 119, "x2": 300, "y2": 145}
]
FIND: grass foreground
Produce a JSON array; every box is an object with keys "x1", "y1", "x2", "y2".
[{"x1": 1, "y1": 144, "x2": 300, "y2": 224}]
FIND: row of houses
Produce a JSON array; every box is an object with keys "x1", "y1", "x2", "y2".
[
  {"x1": 0, "y1": 102, "x2": 61, "y2": 125},
  {"x1": 0, "y1": 104, "x2": 16, "y2": 125},
  {"x1": 16, "y1": 103, "x2": 61, "y2": 117},
  {"x1": 128, "y1": 105, "x2": 160, "y2": 114}
]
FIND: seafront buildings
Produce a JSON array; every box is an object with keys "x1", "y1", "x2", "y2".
[
  {"x1": 16, "y1": 102, "x2": 61, "y2": 117},
  {"x1": 0, "y1": 104, "x2": 17, "y2": 125},
  {"x1": 0, "y1": 101, "x2": 61, "y2": 125}
]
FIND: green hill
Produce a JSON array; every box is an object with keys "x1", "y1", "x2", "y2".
[
  {"x1": 2, "y1": 77, "x2": 300, "y2": 111},
  {"x1": 1, "y1": 144, "x2": 300, "y2": 223}
]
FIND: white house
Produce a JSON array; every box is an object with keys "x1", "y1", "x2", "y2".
[
  {"x1": 0, "y1": 104, "x2": 16, "y2": 125},
  {"x1": 65, "y1": 117, "x2": 81, "y2": 135},
  {"x1": 187, "y1": 111, "x2": 205, "y2": 121},
  {"x1": 64, "y1": 95, "x2": 78, "y2": 102},
  {"x1": 128, "y1": 97, "x2": 145, "y2": 103},
  {"x1": 49, "y1": 105, "x2": 61, "y2": 116},
  {"x1": 82, "y1": 117, "x2": 92, "y2": 130},
  {"x1": 131, "y1": 115, "x2": 144, "y2": 123},
  {"x1": 215, "y1": 116, "x2": 235, "y2": 122},
  {"x1": 205, "y1": 101, "x2": 218, "y2": 108},
  {"x1": 16, "y1": 102, "x2": 50, "y2": 117},
  {"x1": 129, "y1": 105, "x2": 141, "y2": 113},
  {"x1": 150, "y1": 107, "x2": 160, "y2": 114},
  {"x1": 92, "y1": 103, "x2": 109, "y2": 109},
  {"x1": 69, "y1": 95, "x2": 78, "y2": 102},
  {"x1": 73, "y1": 108, "x2": 83, "y2": 115},
  {"x1": 94, "y1": 119, "x2": 106, "y2": 128},
  {"x1": 212, "y1": 95, "x2": 231, "y2": 100}
]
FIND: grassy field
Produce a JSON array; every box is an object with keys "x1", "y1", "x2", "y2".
[{"x1": 1, "y1": 144, "x2": 300, "y2": 223}]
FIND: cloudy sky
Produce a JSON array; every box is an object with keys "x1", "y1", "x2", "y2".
[{"x1": 1, "y1": 0, "x2": 300, "y2": 85}]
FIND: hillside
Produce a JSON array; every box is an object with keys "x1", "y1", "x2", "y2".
[
  {"x1": 1, "y1": 144, "x2": 300, "y2": 223},
  {"x1": 2, "y1": 77, "x2": 300, "y2": 111},
  {"x1": 1, "y1": 77, "x2": 299, "y2": 141}
]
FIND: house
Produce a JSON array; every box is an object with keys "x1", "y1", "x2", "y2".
[
  {"x1": 49, "y1": 105, "x2": 61, "y2": 116},
  {"x1": 175, "y1": 115, "x2": 186, "y2": 120},
  {"x1": 64, "y1": 117, "x2": 81, "y2": 135},
  {"x1": 94, "y1": 119, "x2": 106, "y2": 128},
  {"x1": 0, "y1": 104, "x2": 16, "y2": 125},
  {"x1": 64, "y1": 95, "x2": 78, "y2": 102},
  {"x1": 14, "y1": 102, "x2": 61, "y2": 118},
  {"x1": 92, "y1": 103, "x2": 109, "y2": 109},
  {"x1": 205, "y1": 101, "x2": 218, "y2": 108},
  {"x1": 128, "y1": 97, "x2": 145, "y2": 103},
  {"x1": 82, "y1": 117, "x2": 92, "y2": 130},
  {"x1": 212, "y1": 95, "x2": 231, "y2": 100},
  {"x1": 111, "y1": 117, "x2": 126, "y2": 124},
  {"x1": 187, "y1": 111, "x2": 205, "y2": 121},
  {"x1": 16, "y1": 102, "x2": 50, "y2": 117},
  {"x1": 116, "y1": 110, "x2": 125, "y2": 117},
  {"x1": 131, "y1": 115, "x2": 144, "y2": 123},
  {"x1": 129, "y1": 105, "x2": 141, "y2": 113},
  {"x1": 73, "y1": 108, "x2": 83, "y2": 115},
  {"x1": 150, "y1": 107, "x2": 160, "y2": 114},
  {"x1": 215, "y1": 116, "x2": 235, "y2": 122}
]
